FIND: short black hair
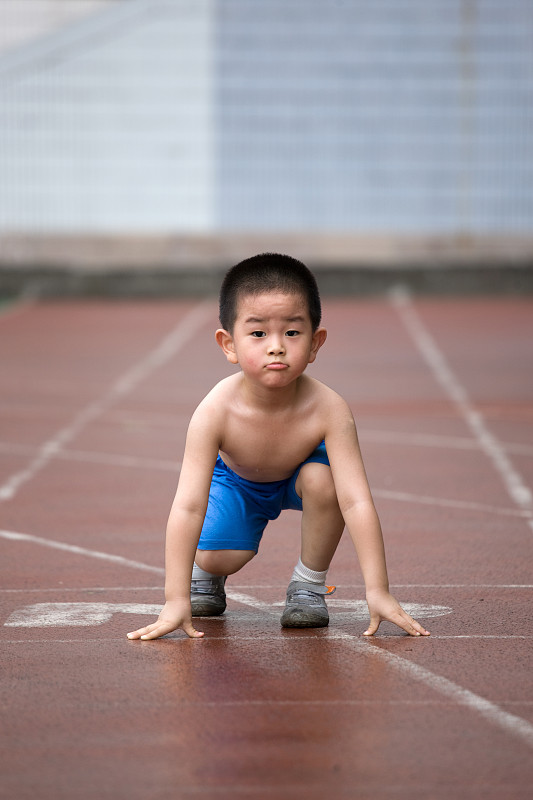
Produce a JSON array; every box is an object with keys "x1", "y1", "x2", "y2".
[{"x1": 219, "y1": 253, "x2": 321, "y2": 333}]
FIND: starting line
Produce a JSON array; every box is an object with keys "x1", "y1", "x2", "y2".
[
  {"x1": 4, "y1": 600, "x2": 452, "y2": 628},
  {"x1": 4, "y1": 603, "x2": 163, "y2": 627}
]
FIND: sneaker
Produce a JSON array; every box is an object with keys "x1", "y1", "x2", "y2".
[
  {"x1": 190, "y1": 575, "x2": 227, "y2": 616},
  {"x1": 280, "y1": 581, "x2": 336, "y2": 628}
]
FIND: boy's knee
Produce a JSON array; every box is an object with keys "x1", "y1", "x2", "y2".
[
  {"x1": 297, "y1": 462, "x2": 337, "y2": 505},
  {"x1": 196, "y1": 548, "x2": 256, "y2": 575}
]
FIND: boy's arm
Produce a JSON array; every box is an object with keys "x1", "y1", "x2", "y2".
[
  {"x1": 325, "y1": 398, "x2": 430, "y2": 637},
  {"x1": 127, "y1": 402, "x2": 221, "y2": 641}
]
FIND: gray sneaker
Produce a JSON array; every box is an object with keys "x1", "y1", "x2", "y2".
[
  {"x1": 280, "y1": 581, "x2": 336, "y2": 628},
  {"x1": 190, "y1": 575, "x2": 227, "y2": 616}
]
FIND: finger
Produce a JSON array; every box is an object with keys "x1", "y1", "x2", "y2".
[
  {"x1": 182, "y1": 621, "x2": 205, "y2": 639},
  {"x1": 397, "y1": 614, "x2": 430, "y2": 637},
  {"x1": 408, "y1": 617, "x2": 430, "y2": 636},
  {"x1": 141, "y1": 621, "x2": 204, "y2": 640},
  {"x1": 363, "y1": 614, "x2": 381, "y2": 636},
  {"x1": 127, "y1": 624, "x2": 155, "y2": 640},
  {"x1": 127, "y1": 621, "x2": 170, "y2": 641},
  {"x1": 139, "y1": 622, "x2": 176, "y2": 640}
]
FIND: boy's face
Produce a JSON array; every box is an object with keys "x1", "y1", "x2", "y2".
[{"x1": 216, "y1": 291, "x2": 326, "y2": 388}]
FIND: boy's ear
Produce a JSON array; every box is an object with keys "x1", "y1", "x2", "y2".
[
  {"x1": 215, "y1": 328, "x2": 239, "y2": 364},
  {"x1": 308, "y1": 327, "x2": 327, "y2": 364}
]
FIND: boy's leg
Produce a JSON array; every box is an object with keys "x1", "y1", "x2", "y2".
[
  {"x1": 191, "y1": 550, "x2": 256, "y2": 616},
  {"x1": 191, "y1": 456, "x2": 269, "y2": 616},
  {"x1": 296, "y1": 462, "x2": 344, "y2": 572},
  {"x1": 282, "y1": 461, "x2": 344, "y2": 627}
]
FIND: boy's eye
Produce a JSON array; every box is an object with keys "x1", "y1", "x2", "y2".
[
  {"x1": 251, "y1": 330, "x2": 266, "y2": 338},
  {"x1": 285, "y1": 330, "x2": 299, "y2": 337}
]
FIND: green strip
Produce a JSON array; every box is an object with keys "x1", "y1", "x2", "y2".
[{"x1": 0, "y1": 295, "x2": 28, "y2": 316}]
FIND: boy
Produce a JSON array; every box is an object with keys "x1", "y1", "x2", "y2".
[{"x1": 128, "y1": 253, "x2": 430, "y2": 640}]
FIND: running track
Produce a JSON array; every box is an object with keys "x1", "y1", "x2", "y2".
[{"x1": 1, "y1": 293, "x2": 532, "y2": 800}]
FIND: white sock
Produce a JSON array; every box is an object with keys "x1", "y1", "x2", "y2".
[
  {"x1": 192, "y1": 562, "x2": 216, "y2": 580},
  {"x1": 291, "y1": 558, "x2": 327, "y2": 585}
]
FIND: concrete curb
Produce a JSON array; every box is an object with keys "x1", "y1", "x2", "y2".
[
  {"x1": 1, "y1": 233, "x2": 532, "y2": 297},
  {"x1": 1, "y1": 262, "x2": 532, "y2": 299}
]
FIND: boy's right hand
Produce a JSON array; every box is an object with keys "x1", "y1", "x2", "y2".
[{"x1": 126, "y1": 599, "x2": 204, "y2": 641}]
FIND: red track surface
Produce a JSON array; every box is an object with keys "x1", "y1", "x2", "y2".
[{"x1": 1, "y1": 295, "x2": 532, "y2": 800}]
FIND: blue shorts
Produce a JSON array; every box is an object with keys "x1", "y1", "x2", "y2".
[{"x1": 198, "y1": 441, "x2": 330, "y2": 553}]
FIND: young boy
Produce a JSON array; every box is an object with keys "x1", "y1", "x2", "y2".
[{"x1": 128, "y1": 253, "x2": 430, "y2": 641}]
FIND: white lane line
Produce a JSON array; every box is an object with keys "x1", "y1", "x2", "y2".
[
  {"x1": 361, "y1": 429, "x2": 533, "y2": 458},
  {"x1": 0, "y1": 524, "x2": 531, "y2": 594},
  {"x1": 0, "y1": 300, "x2": 212, "y2": 503},
  {"x1": 204, "y1": 590, "x2": 533, "y2": 749},
  {"x1": 251, "y1": 584, "x2": 533, "y2": 593},
  {"x1": 0, "y1": 586, "x2": 165, "y2": 593},
  {"x1": 2, "y1": 434, "x2": 529, "y2": 521},
  {"x1": 371, "y1": 584, "x2": 533, "y2": 589},
  {"x1": 2, "y1": 528, "x2": 531, "y2": 746},
  {"x1": 427, "y1": 635, "x2": 533, "y2": 640},
  {"x1": 0, "y1": 529, "x2": 164, "y2": 575},
  {"x1": 2, "y1": 583, "x2": 532, "y2": 592},
  {"x1": 2, "y1": 439, "x2": 523, "y2": 520},
  {"x1": 3, "y1": 439, "x2": 525, "y2": 519},
  {"x1": 341, "y1": 633, "x2": 533, "y2": 749},
  {"x1": 390, "y1": 287, "x2": 533, "y2": 531},
  {"x1": 4, "y1": 603, "x2": 164, "y2": 627},
  {"x1": 3, "y1": 636, "x2": 533, "y2": 646},
  {"x1": 227, "y1": 591, "x2": 280, "y2": 613},
  {"x1": 0, "y1": 440, "x2": 180, "y2": 471},
  {"x1": 373, "y1": 489, "x2": 530, "y2": 519},
  {"x1": 3, "y1": 603, "x2": 246, "y2": 629},
  {"x1": 0, "y1": 599, "x2": 445, "y2": 625},
  {"x1": 270, "y1": 598, "x2": 453, "y2": 620},
  {"x1": 50, "y1": 449, "x2": 179, "y2": 473},
  {"x1": 4, "y1": 429, "x2": 533, "y2": 466}
]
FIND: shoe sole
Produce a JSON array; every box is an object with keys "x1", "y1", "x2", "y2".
[
  {"x1": 191, "y1": 601, "x2": 226, "y2": 617},
  {"x1": 280, "y1": 610, "x2": 329, "y2": 628}
]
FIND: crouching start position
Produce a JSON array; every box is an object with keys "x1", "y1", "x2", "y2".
[{"x1": 128, "y1": 253, "x2": 430, "y2": 640}]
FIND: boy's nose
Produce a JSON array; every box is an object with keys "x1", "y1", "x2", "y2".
[{"x1": 267, "y1": 337, "x2": 285, "y2": 355}]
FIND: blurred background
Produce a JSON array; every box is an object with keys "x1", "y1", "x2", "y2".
[{"x1": 0, "y1": 0, "x2": 532, "y2": 296}]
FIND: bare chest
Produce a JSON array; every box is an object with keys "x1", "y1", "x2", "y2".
[{"x1": 220, "y1": 410, "x2": 324, "y2": 482}]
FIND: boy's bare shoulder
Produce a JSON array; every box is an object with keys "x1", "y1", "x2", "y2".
[
  {"x1": 305, "y1": 376, "x2": 356, "y2": 436},
  {"x1": 305, "y1": 375, "x2": 352, "y2": 411},
  {"x1": 183, "y1": 376, "x2": 240, "y2": 453},
  {"x1": 189, "y1": 374, "x2": 352, "y2": 445},
  {"x1": 191, "y1": 374, "x2": 240, "y2": 419}
]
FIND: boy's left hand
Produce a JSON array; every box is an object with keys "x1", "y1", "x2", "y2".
[{"x1": 364, "y1": 588, "x2": 430, "y2": 637}]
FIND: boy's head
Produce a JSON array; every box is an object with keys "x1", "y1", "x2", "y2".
[{"x1": 219, "y1": 253, "x2": 321, "y2": 333}]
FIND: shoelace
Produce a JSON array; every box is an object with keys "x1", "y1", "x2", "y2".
[
  {"x1": 191, "y1": 579, "x2": 224, "y2": 595},
  {"x1": 289, "y1": 588, "x2": 323, "y2": 604}
]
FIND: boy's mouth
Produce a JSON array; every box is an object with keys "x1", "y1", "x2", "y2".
[{"x1": 266, "y1": 362, "x2": 288, "y2": 370}]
